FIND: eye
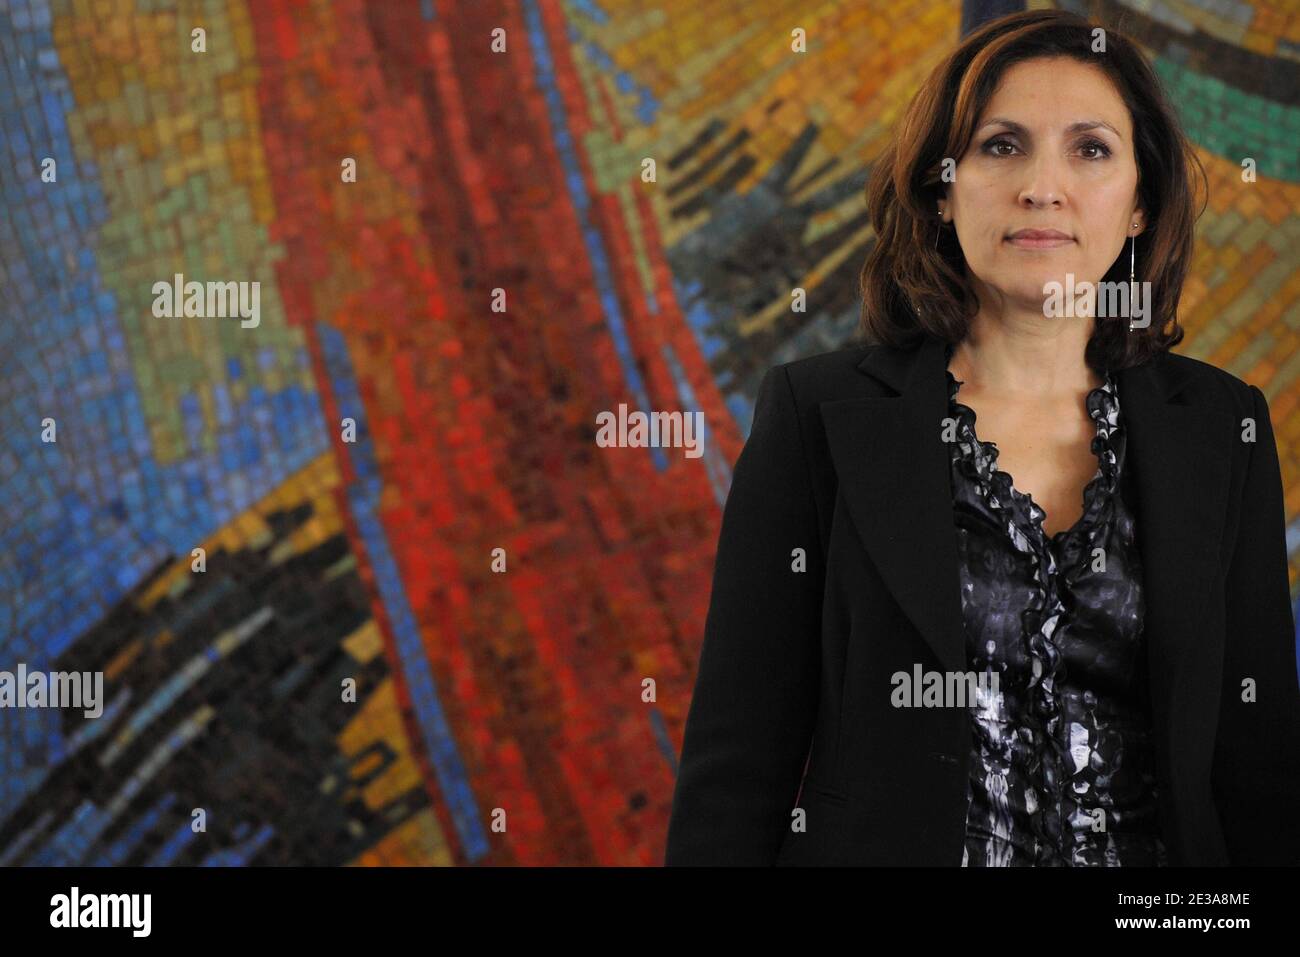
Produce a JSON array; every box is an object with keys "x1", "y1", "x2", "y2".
[
  {"x1": 1079, "y1": 137, "x2": 1113, "y2": 160},
  {"x1": 982, "y1": 136, "x2": 1017, "y2": 157},
  {"x1": 981, "y1": 135, "x2": 1114, "y2": 160}
]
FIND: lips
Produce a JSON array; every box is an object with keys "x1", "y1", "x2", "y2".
[
  {"x1": 1006, "y1": 229, "x2": 1073, "y2": 248},
  {"x1": 1008, "y1": 229, "x2": 1071, "y2": 240}
]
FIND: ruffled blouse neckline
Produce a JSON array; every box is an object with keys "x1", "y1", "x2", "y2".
[
  {"x1": 946, "y1": 345, "x2": 1149, "y2": 868},
  {"x1": 943, "y1": 346, "x2": 1130, "y2": 863},
  {"x1": 943, "y1": 353, "x2": 1124, "y2": 551}
]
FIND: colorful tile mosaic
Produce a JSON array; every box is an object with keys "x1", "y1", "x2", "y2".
[{"x1": 1, "y1": 0, "x2": 1298, "y2": 864}]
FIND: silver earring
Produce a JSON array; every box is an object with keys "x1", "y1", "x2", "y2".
[
  {"x1": 1129, "y1": 223, "x2": 1137, "y2": 284},
  {"x1": 936, "y1": 205, "x2": 944, "y2": 250},
  {"x1": 1129, "y1": 224, "x2": 1138, "y2": 329}
]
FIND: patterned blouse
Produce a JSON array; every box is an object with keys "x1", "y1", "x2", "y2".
[{"x1": 944, "y1": 347, "x2": 1167, "y2": 866}]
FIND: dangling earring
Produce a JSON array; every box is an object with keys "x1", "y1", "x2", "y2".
[
  {"x1": 1129, "y1": 222, "x2": 1138, "y2": 330},
  {"x1": 936, "y1": 203, "x2": 944, "y2": 250},
  {"x1": 1129, "y1": 223, "x2": 1137, "y2": 284}
]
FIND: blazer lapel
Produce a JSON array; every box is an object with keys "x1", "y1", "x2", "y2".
[
  {"x1": 1118, "y1": 352, "x2": 1233, "y2": 862},
  {"x1": 819, "y1": 336, "x2": 967, "y2": 674},
  {"x1": 818, "y1": 336, "x2": 1232, "y2": 860}
]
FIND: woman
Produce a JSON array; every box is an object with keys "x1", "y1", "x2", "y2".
[{"x1": 664, "y1": 10, "x2": 1299, "y2": 866}]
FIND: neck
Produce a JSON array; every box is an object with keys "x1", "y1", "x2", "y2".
[{"x1": 946, "y1": 309, "x2": 1100, "y2": 398}]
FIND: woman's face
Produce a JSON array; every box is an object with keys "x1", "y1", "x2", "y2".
[{"x1": 938, "y1": 57, "x2": 1145, "y2": 318}]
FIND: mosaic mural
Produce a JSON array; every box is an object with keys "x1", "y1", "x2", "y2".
[{"x1": 1, "y1": 0, "x2": 1298, "y2": 865}]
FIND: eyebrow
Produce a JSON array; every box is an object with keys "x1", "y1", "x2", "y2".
[{"x1": 976, "y1": 117, "x2": 1123, "y2": 140}]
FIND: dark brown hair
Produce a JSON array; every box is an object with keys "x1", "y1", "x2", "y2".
[{"x1": 856, "y1": 9, "x2": 1208, "y2": 370}]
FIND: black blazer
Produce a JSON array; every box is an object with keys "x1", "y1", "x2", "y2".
[{"x1": 665, "y1": 333, "x2": 1300, "y2": 866}]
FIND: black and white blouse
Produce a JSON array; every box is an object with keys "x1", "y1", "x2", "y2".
[{"x1": 944, "y1": 346, "x2": 1167, "y2": 866}]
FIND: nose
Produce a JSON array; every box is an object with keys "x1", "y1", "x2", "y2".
[{"x1": 1017, "y1": 152, "x2": 1069, "y2": 208}]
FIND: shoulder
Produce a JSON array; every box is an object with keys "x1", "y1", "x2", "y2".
[
  {"x1": 766, "y1": 342, "x2": 877, "y2": 407},
  {"x1": 1158, "y1": 350, "x2": 1267, "y2": 416}
]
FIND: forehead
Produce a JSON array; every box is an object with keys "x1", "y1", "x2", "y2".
[{"x1": 980, "y1": 58, "x2": 1131, "y2": 134}]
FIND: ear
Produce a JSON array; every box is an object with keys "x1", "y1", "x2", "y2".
[{"x1": 1130, "y1": 209, "x2": 1146, "y2": 236}]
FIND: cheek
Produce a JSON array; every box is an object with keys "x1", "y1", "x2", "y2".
[{"x1": 1087, "y1": 182, "x2": 1139, "y2": 223}]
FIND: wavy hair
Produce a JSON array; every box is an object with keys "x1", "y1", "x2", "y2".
[{"x1": 856, "y1": 8, "x2": 1208, "y2": 370}]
